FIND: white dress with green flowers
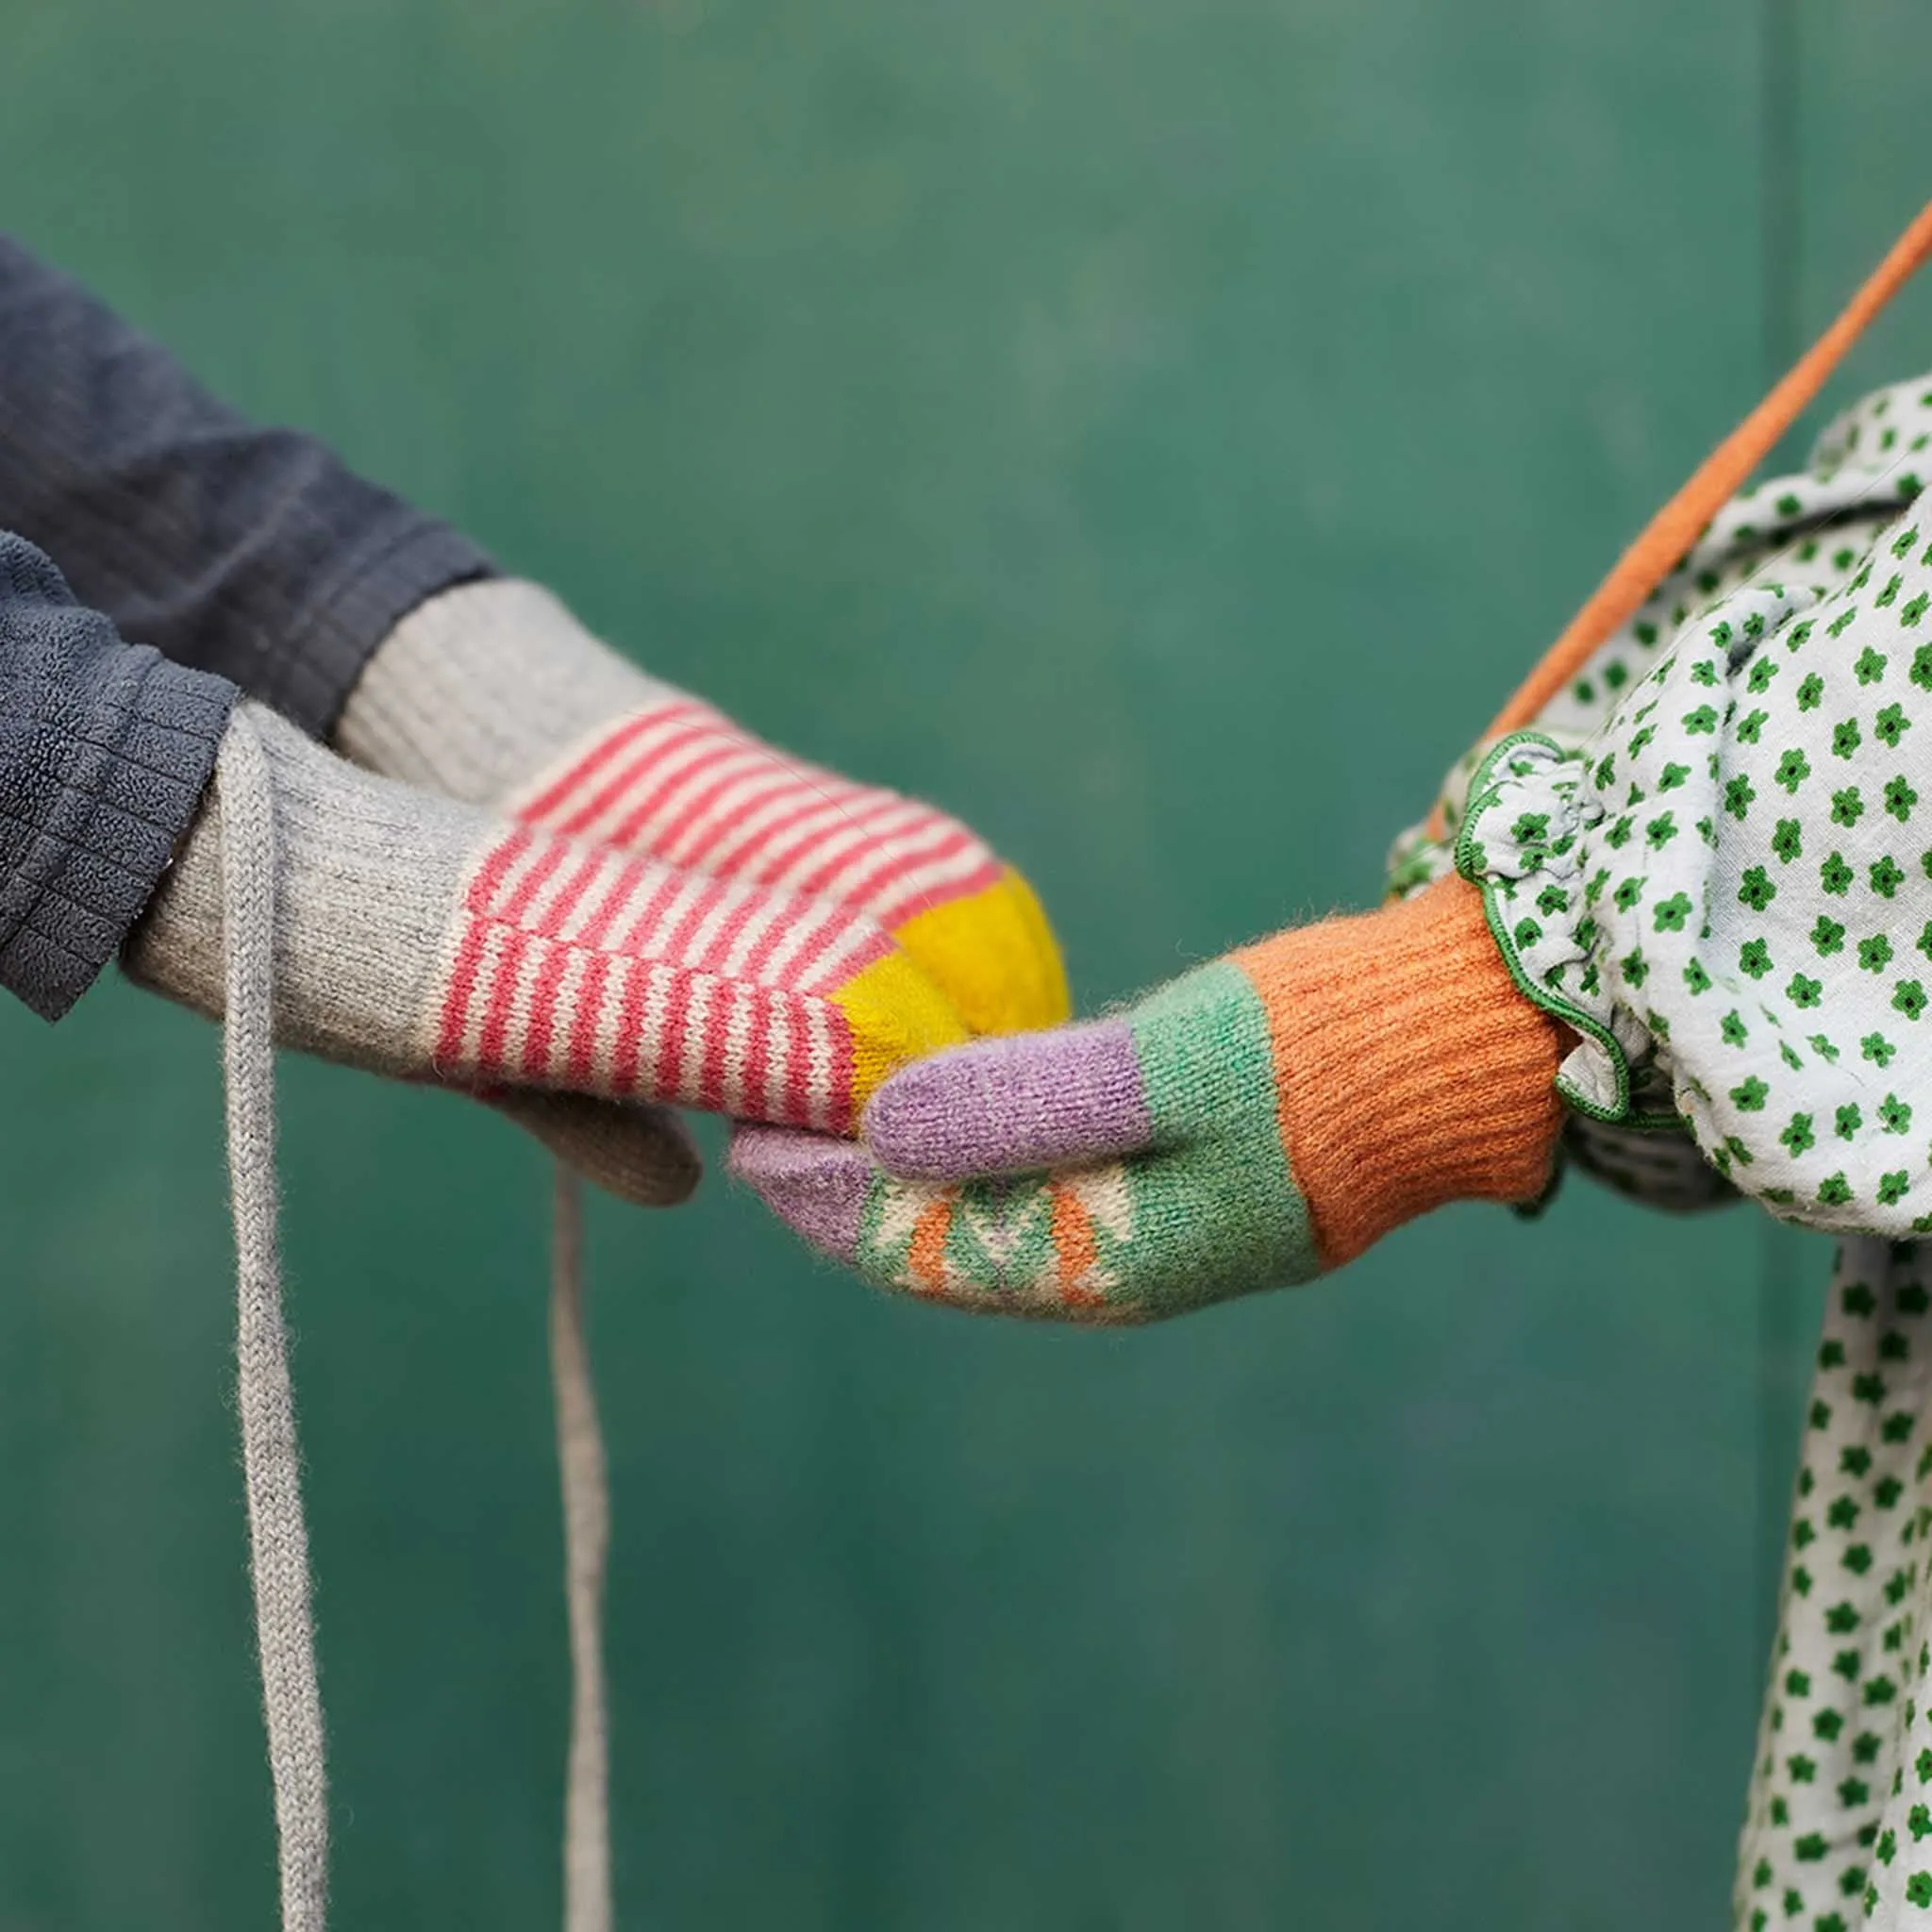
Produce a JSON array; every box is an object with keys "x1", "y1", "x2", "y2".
[{"x1": 1392, "y1": 375, "x2": 1932, "y2": 1924}]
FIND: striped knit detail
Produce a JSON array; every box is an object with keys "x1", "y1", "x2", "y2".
[
  {"x1": 431, "y1": 824, "x2": 893, "y2": 1130},
  {"x1": 508, "y1": 701, "x2": 1004, "y2": 934}
]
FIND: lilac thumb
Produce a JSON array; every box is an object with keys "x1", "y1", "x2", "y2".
[{"x1": 861, "y1": 1019, "x2": 1154, "y2": 1182}]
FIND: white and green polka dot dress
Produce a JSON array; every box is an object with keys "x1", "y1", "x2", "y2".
[{"x1": 1391, "y1": 375, "x2": 1932, "y2": 1924}]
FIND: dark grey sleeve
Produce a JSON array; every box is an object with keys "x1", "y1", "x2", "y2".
[
  {"x1": 0, "y1": 530, "x2": 236, "y2": 1020},
  {"x1": 0, "y1": 235, "x2": 493, "y2": 740}
]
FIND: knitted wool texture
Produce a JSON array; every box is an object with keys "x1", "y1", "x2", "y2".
[
  {"x1": 126, "y1": 703, "x2": 966, "y2": 1130},
  {"x1": 339, "y1": 578, "x2": 1070, "y2": 1038},
  {"x1": 732, "y1": 874, "x2": 1565, "y2": 1323},
  {"x1": 213, "y1": 710, "x2": 328, "y2": 1932},
  {"x1": 1239, "y1": 876, "x2": 1564, "y2": 1268}
]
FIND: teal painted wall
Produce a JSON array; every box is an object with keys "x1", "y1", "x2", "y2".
[{"x1": 2, "y1": 2, "x2": 1920, "y2": 1923}]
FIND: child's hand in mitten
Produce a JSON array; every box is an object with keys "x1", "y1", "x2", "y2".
[{"x1": 732, "y1": 875, "x2": 1567, "y2": 1323}]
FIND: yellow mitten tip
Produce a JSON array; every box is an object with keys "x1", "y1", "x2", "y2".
[
  {"x1": 893, "y1": 869, "x2": 1071, "y2": 1036},
  {"x1": 831, "y1": 950, "x2": 974, "y2": 1111}
]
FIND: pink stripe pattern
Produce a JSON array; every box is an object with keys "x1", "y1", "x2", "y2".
[
  {"x1": 430, "y1": 821, "x2": 893, "y2": 1131},
  {"x1": 508, "y1": 701, "x2": 1004, "y2": 932}
]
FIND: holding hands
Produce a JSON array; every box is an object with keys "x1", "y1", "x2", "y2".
[
  {"x1": 39, "y1": 226, "x2": 1932, "y2": 1332},
  {"x1": 736, "y1": 875, "x2": 1567, "y2": 1323}
]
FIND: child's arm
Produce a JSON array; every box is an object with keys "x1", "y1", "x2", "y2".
[
  {"x1": 738, "y1": 405, "x2": 1932, "y2": 1317},
  {"x1": 1392, "y1": 374, "x2": 1932, "y2": 1215},
  {"x1": 733, "y1": 869, "x2": 1567, "y2": 1324}
]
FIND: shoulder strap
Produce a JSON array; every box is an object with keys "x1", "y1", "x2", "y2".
[{"x1": 1487, "y1": 196, "x2": 1932, "y2": 742}]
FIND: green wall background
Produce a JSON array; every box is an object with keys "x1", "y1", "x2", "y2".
[{"x1": 4, "y1": 2, "x2": 1928, "y2": 1924}]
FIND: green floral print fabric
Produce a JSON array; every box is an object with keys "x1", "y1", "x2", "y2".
[{"x1": 1391, "y1": 375, "x2": 1932, "y2": 1218}]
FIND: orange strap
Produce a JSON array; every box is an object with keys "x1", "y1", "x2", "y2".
[{"x1": 1475, "y1": 194, "x2": 1932, "y2": 753}]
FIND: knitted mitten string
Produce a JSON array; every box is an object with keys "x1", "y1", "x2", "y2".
[
  {"x1": 215, "y1": 710, "x2": 329, "y2": 1931},
  {"x1": 214, "y1": 712, "x2": 619, "y2": 1932},
  {"x1": 550, "y1": 1168, "x2": 614, "y2": 1932},
  {"x1": 733, "y1": 874, "x2": 1570, "y2": 1323}
]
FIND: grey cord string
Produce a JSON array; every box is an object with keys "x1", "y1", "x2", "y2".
[
  {"x1": 552, "y1": 1166, "x2": 615, "y2": 1932},
  {"x1": 217, "y1": 709, "x2": 330, "y2": 1931},
  {"x1": 217, "y1": 709, "x2": 613, "y2": 1929}
]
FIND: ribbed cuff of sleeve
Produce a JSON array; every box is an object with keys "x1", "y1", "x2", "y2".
[{"x1": 0, "y1": 631, "x2": 237, "y2": 1021}]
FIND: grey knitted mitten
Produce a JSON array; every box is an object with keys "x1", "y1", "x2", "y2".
[{"x1": 127, "y1": 704, "x2": 967, "y2": 1190}]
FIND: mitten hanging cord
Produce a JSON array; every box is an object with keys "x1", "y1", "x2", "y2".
[
  {"x1": 214, "y1": 709, "x2": 614, "y2": 1931},
  {"x1": 1430, "y1": 192, "x2": 1932, "y2": 841}
]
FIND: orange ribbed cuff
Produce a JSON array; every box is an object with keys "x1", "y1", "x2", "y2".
[{"x1": 1229, "y1": 874, "x2": 1566, "y2": 1270}]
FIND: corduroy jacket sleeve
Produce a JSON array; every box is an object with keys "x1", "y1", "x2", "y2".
[
  {"x1": 0, "y1": 530, "x2": 236, "y2": 1020},
  {"x1": 0, "y1": 234, "x2": 493, "y2": 740}
]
